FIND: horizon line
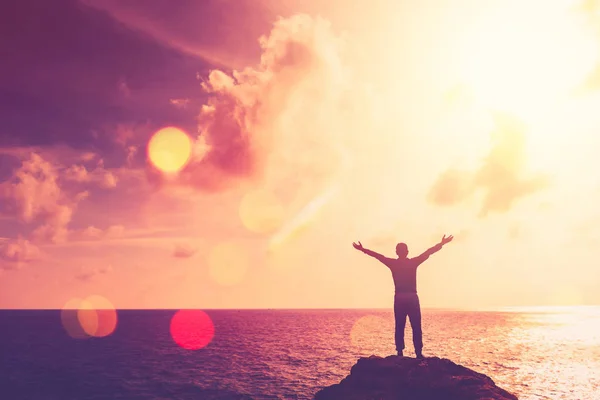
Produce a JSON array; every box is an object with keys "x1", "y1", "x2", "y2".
[{"x1": 2, "y1": 305, "x2": 600, "y2": 312}]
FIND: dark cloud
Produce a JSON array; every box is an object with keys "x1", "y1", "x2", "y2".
[
  {"x1": 75, "y1": 264, "x2": 112, "y2": 281},
  {"x1": 0, "y1": 0, "x2": 210, "y2": 155},
  {"x1": 429, "y1": 113, "x2": 548, "y2": 217},
  {"x1": 173, "y1": 244, "x2": 197, "y2": 258}
]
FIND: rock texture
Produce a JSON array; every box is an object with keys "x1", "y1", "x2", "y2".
[{"x1": 314, "y1": 355, "x2": 518, "y2": 400}]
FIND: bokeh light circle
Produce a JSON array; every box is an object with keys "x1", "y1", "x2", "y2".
[
  {"x1": 84, "y1": 295, "x2": 118, "y2": 337},
  {"x1": 60, "y1": 295, "x2": 118, "y2": 339},
  {"x1": 61, "y1": 298, "x2": 91, "y2": 339},
  {"x1": 147, "y1": 126, "x2": 192, "y2": 173},
  {"x1": 238, "y1": 189, "x2": 285, "y2": 234},
  {"x1": 77, "y1": 303, "x2": 99, "y2": 337},
  {"x1": 208, "y1": 241, "x2": 249, "y2": 286},
  {"x1": 170, "y1": 309, "x2": 215, "y2": 350}
]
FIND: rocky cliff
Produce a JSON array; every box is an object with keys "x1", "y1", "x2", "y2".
[{"x1": 314, "y1": 355, "x2": 518, "y2": 400}]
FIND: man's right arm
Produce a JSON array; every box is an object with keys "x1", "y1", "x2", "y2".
[
  {"x1": 362, "y1": 248, "x2": 389, "y2": 262},
  {"x1": 353, "y1": 241, "x2": 391, "y2": 265}
]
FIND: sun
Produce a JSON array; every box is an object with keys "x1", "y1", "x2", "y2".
[
  {"x1": 455, "y1": 1, "x2": 598, "y2": 121},
  {"x1": 147, "y1": 127, "x2": 192, "y2": 173}
]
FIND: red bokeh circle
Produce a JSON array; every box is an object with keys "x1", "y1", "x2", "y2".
[{"x1": 170, "y1": 309, "x2": 215, "y2": 350}]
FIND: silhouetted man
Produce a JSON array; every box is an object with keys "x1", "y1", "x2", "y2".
[{"x1": 352, "y1": 235, "x2": 453, "y2": 358}]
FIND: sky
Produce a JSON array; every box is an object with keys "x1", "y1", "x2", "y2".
[{"x1": 2, "y1": 0, "x2": 600, "y2": 309}]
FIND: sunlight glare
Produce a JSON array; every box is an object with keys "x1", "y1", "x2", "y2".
[
  {"x1": 513, "y1": 307, "x2": 600, "y2": 346},
  {"x1": 548, "y1": 287, "x2": 585, "y2": 306},
  {"x1": 269, "y1": 186, "x2": 338, "y2": 251},
  {"x1": 147, "y1": 126, "x2": 192, "y2": 174},
  {"x1": 457, "y1": 2, "x2": 598, "y2": 120}
]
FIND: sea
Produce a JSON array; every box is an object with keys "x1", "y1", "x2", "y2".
[{"x1": 1, "y1": 307, "x2": 599, "y2": 400}]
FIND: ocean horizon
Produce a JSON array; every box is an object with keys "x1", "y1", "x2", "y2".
[
  {"x1": 2, "y1": 307, "x2": 599, "y2": 399},
  {"x1": 10, "y1": 305, "x2": 600, "y2": 311}
]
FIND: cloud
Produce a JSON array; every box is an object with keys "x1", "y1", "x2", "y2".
[
  {"x1": 173, "y1": 243, "x2": 197, "y2": 258},
  {"x1": 76, "y1": 264, "x2": 113, "y2": 281},
  {"x1": 428, "y1": 113, "x2": 548, "y2": 217},
  {"x1": 97, "y1": 123, "x2": 151, "y2": 168},
  {"x1": 571, "y1": 0, "x2": 600, "y2": 93},
  {"x1": 126, "y1": 146, "x2": 138, "y2": 166},
  {"x1": 112, "y1": 124, "x2": 137, "y2": 147},
  {"x1": 428, "y1": 168, "x2": 473, "y2": 207},
  {"x1": 63, "y1": 159, "x2": 118, "y2": 189},
  {"x1": 170, "y1": 99, "x2": 191, "y2": 109},
  {"x1": 0, "y1": 152, "x2": 117, "y2": 243},
  {"x1": 0, "y1": 237, "x2": 40, "y2": 270},
  {"x1": 158, "y1": 14, "x2": 349, "y2": 202},
  {"x1": 77, "y1": 224, "x2": 126, "y2": 241},
  {"x1": 30, "y1": 205, "x2": 74, "y2": 244},
  {"x1": 0, "y1": 153, "x2": 85, "y2": 243}
]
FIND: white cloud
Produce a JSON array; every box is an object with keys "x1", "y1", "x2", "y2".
[
  {"x1": 0, "y1": 153, "x2": 82, "y2": 243},
  {"x1": 429, "y1": 113, "x2": 548, "y2": 217},
  {"x1": 63, "y1": 159, "x2": 118, "y2": 189}
]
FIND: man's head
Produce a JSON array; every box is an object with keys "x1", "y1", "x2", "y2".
[{"x1": 396, "y1": 242, "x2": 408, "y2": 258}]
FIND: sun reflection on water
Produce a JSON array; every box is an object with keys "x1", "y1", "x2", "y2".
[{"x1": 508, "y1": 306, "x2": 600, "y2": 346}]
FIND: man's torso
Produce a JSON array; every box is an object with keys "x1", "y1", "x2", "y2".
[{"x1": 383, "y1": 257, "x2": 421, "y2": 294}]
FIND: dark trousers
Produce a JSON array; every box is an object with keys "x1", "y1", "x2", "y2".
[{"x1": 393, "y1": 292, "x2": 423, "y2": 353}]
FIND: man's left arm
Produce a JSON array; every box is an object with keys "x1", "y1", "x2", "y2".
[{"x1": 414, "y1": 234, "x2": 454, "y2": 265}]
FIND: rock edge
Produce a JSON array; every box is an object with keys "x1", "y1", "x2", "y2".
[{"x1": 314, "y1": 355, "x2": 518, "y2": 400}]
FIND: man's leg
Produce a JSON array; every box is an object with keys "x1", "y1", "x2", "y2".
[
  {"x1": 408, "y1": 294, "x2": 423, "y2": 358},
  {"x1": 393, "y1": 294, "x2": 408, "y2": 356}
]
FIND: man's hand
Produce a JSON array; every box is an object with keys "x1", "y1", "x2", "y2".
[
  {"x1": 352, "y1": 241, "x2": 364, "y2": 251},
  {"x1": 440, "y1": 234, "x2": 454, "y2": 245}
]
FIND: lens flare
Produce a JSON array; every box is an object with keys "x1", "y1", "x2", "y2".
[
  {"x1": 61, "y1": 298, "x2": 91, "y2": 339},
  {"x1": 147, "y1": 126, "x2": 192, "y2": 173},
  {"x1": 269, "y1": 185, "x2": 338, "y2": 251},
  {"x1": 208, "y1": 241, "x2": 249, "y2": 286},
  {"x1": 84, "y1": 295, "x2": 118, "y2": 337},
  {"x1": 170, "y1": 309, "x2": 215, "y2": 350},
  {"x1": 60, "y1": 295, "x2": 118, "y2": 339},
  {"x1": 77, "y1": 302, "x2": 99, "y2": 337}
]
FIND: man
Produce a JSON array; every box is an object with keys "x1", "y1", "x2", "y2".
[{"x1": 352, "y1": 234, "x2": 453, "y2": 358}]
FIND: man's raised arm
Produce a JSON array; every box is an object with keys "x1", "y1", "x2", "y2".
[
  {"x1": 414, "y1": 234, "x2": 454, "y2": 264},
  {"x1": 352, "y1": 241, "x2": 389, "y2": 263}
]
